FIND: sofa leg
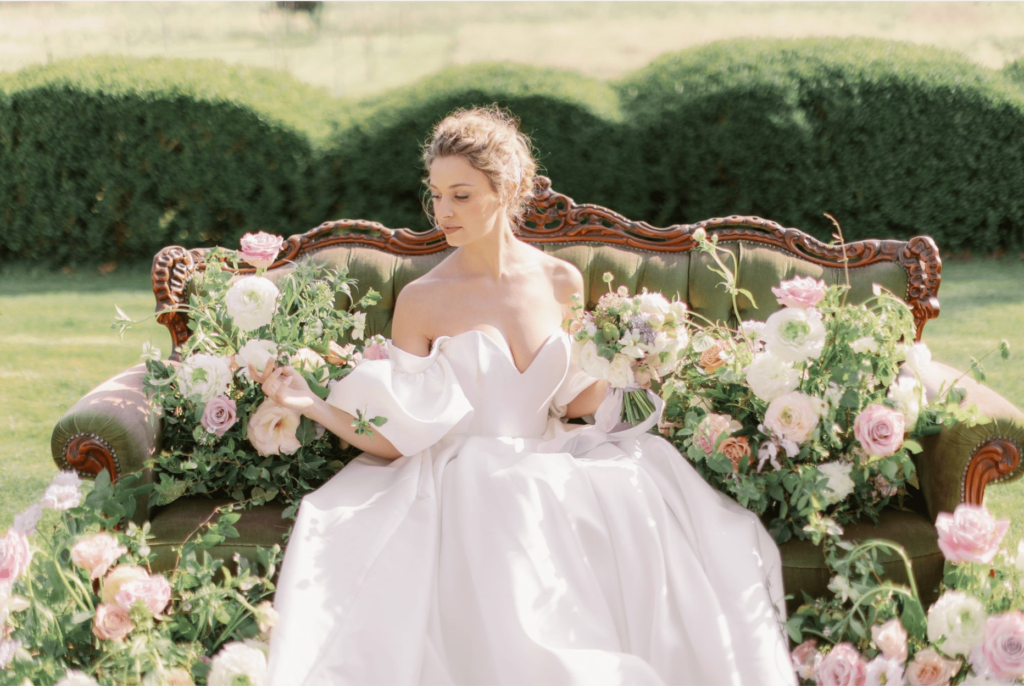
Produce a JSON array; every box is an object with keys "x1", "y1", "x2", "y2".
[
  {"x1": 962, "y1": 437, "x2": 1021, "y2": 505},
  {"x1": 59, "y1": 432, "x2": 122, "y2": 483}
]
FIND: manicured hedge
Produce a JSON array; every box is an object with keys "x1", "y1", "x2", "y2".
[
  {"x1": 4, "y1": 42, "x2": 1024, "y2": 265},
  {"x1": 0, "y1": 57, "x2": 341, "y2": 264},
  {"x1": 321, "y1": 62, "x2": 627, "y2": 232},
  {"x1": 615, "y1": 38, "x2": 1024, "y2": 251}
]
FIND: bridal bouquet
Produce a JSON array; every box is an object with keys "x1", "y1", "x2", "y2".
[
  {"x1": 0, "y1": 470, "x2": 280, "y2": 685},
  {"x1": 658, "y1": 231, "x2": 991, "y2": 545},
  {"x1": 115, "y1": 232, "x2": 386, "y2": 519},
  {"x1": 565, "y1": 273, "x2": 689, "y2": 426},
  {"x1": 788, "y1": 502, "x2": 1024, "y2": 686}
]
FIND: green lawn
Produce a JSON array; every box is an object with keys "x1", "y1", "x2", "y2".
[{"x1": 1, "y1": 256, "x2": 1022, "y2": 540}]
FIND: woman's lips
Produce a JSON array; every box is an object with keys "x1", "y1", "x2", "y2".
[{"x1": 441, "y1": 225, "x2": 462, "y2": 233}]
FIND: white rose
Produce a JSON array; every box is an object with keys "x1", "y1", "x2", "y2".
[
  {"x1": 927, "y1": 591, "x2": 987, "y2": 657},
  {"x1": 235, "y1": 339, "x2": 278, "y2": 379},
  {"x1": 888, "y1": 375, "x2": 924, "y2": 429},
  {"x1": 764, "y1": 391, "x2": 820, "y2": 444},
  {"x1": 668, "y1": 300, "x2": 688, "y2": 323},
  {"x1": 608, "y1": 354, "x2": 636, "y2": 389},
  {"x1": 177, "y1": 353, "x2": 233, "y2": 403},
  {"x1": 55, "y1": 671, "x2": 101, "y2": 686},
  {"x1": 351, "y1": 312, "x2": 367, "y2": 341},
  {"x1": 850, "y1": 336, "x2": 879, "y2": 354},
  {"x1": 208, "y1": 641, "x2": 268, "y2": 686},
  {"x1": 904, "y1": 342, "x2": 932, "y2": 376},
  {"x1": 637, "y1": 291, "x2": 670, "y2": 317},
  {"x1": 744, "y1": 353, "x2": 801, "y2": 402},
  {"x1": 247, "y1": 399, "x2": 302, "y2": 456},
  {"x1": 225, "y1": 276, "x2": 280, "y2": 332},
  {"x1": 289, "y1": 347, "x2": 329, "y2": 386},
  {"x1": 817, "y1": 462, "x2": 855, "y2": 506},
  {"x1": 762, "y1": 307, "x2": 826, "y2": 363},
  {"x1": 578, "y1": 340, "x2": 611, "y2": 380}
]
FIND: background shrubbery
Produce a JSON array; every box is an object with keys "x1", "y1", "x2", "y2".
[{"x1": 3, "y1": 38, "x2": 1024, "y2": 265}]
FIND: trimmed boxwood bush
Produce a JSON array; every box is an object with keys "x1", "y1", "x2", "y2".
[
  {"x1": 0, "y1": 57, "x2": 343, "y2": 265},
  {"x1": 615, "y1": 38, "x2": 1024, "y2": 252},
  {"x1": 322, "y1": 62, "x2": 628, "y2": 232}
]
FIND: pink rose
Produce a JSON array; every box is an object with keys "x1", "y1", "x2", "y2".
[
  {"x1": 93, "y1": 603, "x2": 133, "y2": 641},
  {"x1": 977, "y1": 612, "x2": 1024, "y2": 680},
  {"x1": 791, "y1": 638, "x2": 819, "y2": 679},
  {"x1": 853, "y1": 404, "x2": 906, "y2": 457},
  {"x1": 872, "y1": 618, "x2": 909, "y2": 663},
  {"x1": 935, "y1": 504, "x2": 1010, "y2": 565},
  {"x1": 906, "y1": 648, "x2": 960, "y2": 686},
  {"x1": 201, "y1": 395, "x2": 238, "y2": 437},
  {"x1": 71, "y1": 533, "x2": 127, "y2": 581},
  {"x1": 0, "y1": 531, "x2": 31, "y2": 587},
  {"x1": 815, "y1": 642, "x2": 867, "y2": 686},
  {"x1": 772, "y1": 275, "x2": 827, "y2": 309},
  {"x1": 239, "y1": 231, "x2": 284, "y2": 269},
  {"x1": 101, "y1": 565, "x2": 150, "y2": 605},
  {"x1": 764, "y1": 391, "x2": 821, "y2": 445},
  {"x1": 116, "y1": 574, "x2": 172, "y2": 616},
  {"x1": 694, "y1": 413, "x2": 742, "y2": 457},
  {"x1": 363, "y1": 342, "x2": 388, "y2": 361}
]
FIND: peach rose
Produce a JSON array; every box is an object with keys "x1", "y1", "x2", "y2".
[
  {"x1": 101, "y1": 565, "x2": 150, "y2": 605},
  {"x1": 71, "y1": 533, "x2": 127, "y2": 581},
  {"x1": 92, "y1": 603, "x2": 133, "y2": 641},
  {"x1": 764, "y1": 391, "x2": 821, "y2": 445},
  {"x1": 772, "y1": 275, "x2": 827, "y2": 309},
  {"x1": 853, "y1": 403, "x2": 906, "y2": 457},
  {"x1": 815, "y1": 642, "x2": 867, "y2": 686},
  {"x1": 872, "y1": 618, "x2": 909, "y2": 663},
  {"x1": 694, "y1": 413, "x2": 742, "y2": 457},
  {"x1": 699, "y1": 341, "x2": 728, "y2": 373},
  {"x1": 247, "y1": 398, "x2": 302, "y2": 456},
  {"x1": 324, "y1": 341, "x2": 359, "y2": 367},
  {"x1": 719, "y1": 436, "x2": 751, "y2": 472},
  {"x1": 906, "y1": 648, "x2": 960, "y2": 686},
  {"x1": 936, "y1": 504, "x2": 1010, "y2": 565},
  {"x1": 239, "y1": 231, "x2": 284, "y2": 269}
]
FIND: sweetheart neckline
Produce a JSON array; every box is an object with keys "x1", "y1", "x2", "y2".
[{"x1": 432, "y1": 329, "x2": 567, "y2": 377}]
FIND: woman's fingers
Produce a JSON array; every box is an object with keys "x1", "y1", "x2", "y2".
[{"x1": 261, "y1": 366, "x2": 287, "y2": 398}]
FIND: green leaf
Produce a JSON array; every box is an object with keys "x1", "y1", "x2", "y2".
[
  {"x1": 370, "y1": 415, "x2": 388, "y2": 427},
  {"x1": 902, "y1": 438, "x2": 923, "y2": 454},
  {"x1": 901, "y1": 597, "x2": 928, "y2": 641}
]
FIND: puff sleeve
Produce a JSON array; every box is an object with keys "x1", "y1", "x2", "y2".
[{"x1": 325, "y1": 341, "x2": 474, "y2": 456}]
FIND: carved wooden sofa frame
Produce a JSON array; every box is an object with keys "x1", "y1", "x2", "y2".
[{"x1": 52, "y1": 176, "x2": 1024, "y2": 609}]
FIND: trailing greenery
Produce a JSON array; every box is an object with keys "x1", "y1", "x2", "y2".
[
  {"x1": 5, "y1": 40, "x2": 1024, "y2": 264},
  {"x1": 0, "y1": 56, "x2": 342, "y2": 265}
]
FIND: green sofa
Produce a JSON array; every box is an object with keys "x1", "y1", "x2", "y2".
[{"x1": 51, "y1": 176, "x2": 1024, "y2": 611}]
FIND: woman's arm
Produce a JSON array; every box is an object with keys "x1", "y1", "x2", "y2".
[{"x1": 563, "y1": 379, "x2": 611, "y2": 418}]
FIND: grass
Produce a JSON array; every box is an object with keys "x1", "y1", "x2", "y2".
[
  {"x1": 2, "y1": 3, "x2": 1024, "y2": 101},
  {"x1": 1, "y1": 256, "x2": 1022, "y2": 546}
]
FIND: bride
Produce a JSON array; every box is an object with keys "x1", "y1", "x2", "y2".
[{"x1": 256, "y1": 106, "x2": 796, "y2": 685}]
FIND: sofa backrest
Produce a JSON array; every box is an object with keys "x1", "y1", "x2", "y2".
[{"x1": 153, "y1": 176, "x2": 941, "y2": 356}]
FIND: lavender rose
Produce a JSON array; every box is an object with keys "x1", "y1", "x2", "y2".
[
  {"x1": 853, "y1": 404, "x2": 906, "y2": 457},
  {"x1": 202, "y1": 395, "x2": 238, "y2": 436},
  {"x1": 239, "y1": 231, "x2": 284, "y2": 269},
  {"x1": 935, "y1": 504, "x2": 1010, "y2": 565},
  {"x1": 815, "y1": 642, "x2": 867, "y2": 686}
]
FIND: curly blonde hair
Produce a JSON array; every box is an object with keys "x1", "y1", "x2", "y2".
[{"x1": 422, "y1": 105, "x2": 538, "y2": 227}]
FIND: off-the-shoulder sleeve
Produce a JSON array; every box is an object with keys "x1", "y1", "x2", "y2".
[
  {"x1": 325, "y1": 341, "x2": 474, "y2": 456},
  {"x1": 549, "y1": 357, "x2": 601, "y2": 419}
]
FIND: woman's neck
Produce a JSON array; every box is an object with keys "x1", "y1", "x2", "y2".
[{"x1": 454, "y1": 218, "x2": 524, "y2": 281}]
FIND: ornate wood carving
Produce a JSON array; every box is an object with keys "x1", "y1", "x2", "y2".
[
  {"x1": 151, "y1": 175, "x2": 943, "y2": 351},
  {"x1": 962, "y1": 437, "x2": 1022, "y2": 505},
  {"x1": 61, "y1": 433, "x2": 121, "y2": 483}
]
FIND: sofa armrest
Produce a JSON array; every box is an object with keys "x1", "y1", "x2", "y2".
[
  {"x1": 913, "y1": 360, "x2": 1024, "y2": 522},
  {"x1": 50, "y1": 363, "x2": 162, "y2": 484}
]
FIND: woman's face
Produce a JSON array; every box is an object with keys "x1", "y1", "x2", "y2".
[{"x1": 429, "y1": 155, "x2": 507, "y2": 247}]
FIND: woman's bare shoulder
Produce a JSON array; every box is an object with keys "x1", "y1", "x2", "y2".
[
  {"x1": 392, "y1": 275, "x2": 446, "y2": 355},
  {"x1": 539, "y1": 251, "x2": 585, "y2": 305}
]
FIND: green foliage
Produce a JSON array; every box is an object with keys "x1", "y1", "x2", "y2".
[
  {"x1": 615, "y1": 37, "x2": 1024, "y2": 252},
  {"x1": 0, "y1": 56, "x2": 341, "y2": 266}
]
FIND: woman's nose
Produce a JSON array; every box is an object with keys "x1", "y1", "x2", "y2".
[{"x1": 437, "y1": 198, "x2": 454, "y2": 219}]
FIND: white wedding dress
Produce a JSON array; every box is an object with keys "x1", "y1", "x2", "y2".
[{"x1": 266, "y1": 329, "x2": 796, "y2": 686}]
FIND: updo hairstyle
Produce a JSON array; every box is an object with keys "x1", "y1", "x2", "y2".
[{"x1": 422, "y1": 105, "x2": 538, "y2": 227}]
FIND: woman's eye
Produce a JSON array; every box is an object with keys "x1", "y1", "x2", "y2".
[
  {"x1": 455, "y1": 195, "x2": 469, "y2": 201},
  {"x1": 431, "y1": 195, "x2": 440, "y2": 201}
]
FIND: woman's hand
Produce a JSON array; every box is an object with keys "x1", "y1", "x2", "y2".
[{"x1": 250, "y1": 359, "x2": 318, "y2": 415}]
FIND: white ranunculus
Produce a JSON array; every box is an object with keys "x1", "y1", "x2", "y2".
[
  {"x1": 817, "y1": 461, "x2": 855, "y2": 506},
  {"x1": 177, "y1": 353, "x2": 234, "y2": 403},
  {"x1": 225, "y1": 276, "x2": 280, "y2": 332},
  {"x1": 927, "y1": 591, "x2": 988, "y2": 657},
  {"x1": 578, "y1": 340, "x2": 611, "y2": 380},
  {"x1": 850, "y1": 336, "x2": 879, "y2": 355},
  {"x1": 744, "y1": 353, "x2": 801, "y2": 402},
  {"x1": 247, "y1": 399, "x2": 302, "y2": 456},
  {"x1": 208, "y1": 641, "x2": 268, "y2": 686},
  {"x1": 904, "y1": 342, "x2": 933, "y2": 376},
  {"x1": 235, "y1": 339, "x2": 278, "y2": 380},
  {"x1": 637, "y1": 291, "x2": 671, "y2": 318},
  {"x1": 289, "y1": 347, "x2": 329, "y2": 386},
  {"x1": 762, "y1": 307, "x2": 826, "y2": 363},
  {"x1": 608, "y1": 354, "x2": 636, "y2": 389},
  {"x1": 888, "y1": 375, "x2": 924, "y2": 428},
  {"x1": 55, "y1": 671, "x2": 101, "y2": 686},
  {"x1": 351, "y1": 312, "x2": 367, "y2": 341},
  {"x1": 739, "y1": 320, "x2": 765, "y2": 342}
]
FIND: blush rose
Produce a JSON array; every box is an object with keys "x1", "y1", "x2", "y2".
[
  {"x1": 247, "y1": 398, "x2": 302, "y2": 456},
  {"x1": 906, "y1": 648, "x2": 961, "y2": 686},
  {"x1": 239, "y1": 231, "x2": 284, "y2": 269},
  {"x1": 853, "y1": 403, "x2": 906, "y2": 457},
  {"x1": 772, "y1": 275, "x2": 827, "y2": 309},
  {"x1": 764, "y1": 391, "x2": 821, "y2": 445},
  {"x1": 93, "y1": 603, "x2": 133, "y2": 641},
  {"x1": 71, "y1": 532, "x2": 127, "y2": 580},
  {"x1": 935, "y1": 504, "x2": 1010, "y2": 565},
  {"x1": 115, "y1": 574, "x2": 172, "y2": 616},
  {"x1": 0, "y1": 531, "x2": 32, "y2": 587},
  {"x1": 814, "y1": 642, "x2": 866, "y2": 686}
]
